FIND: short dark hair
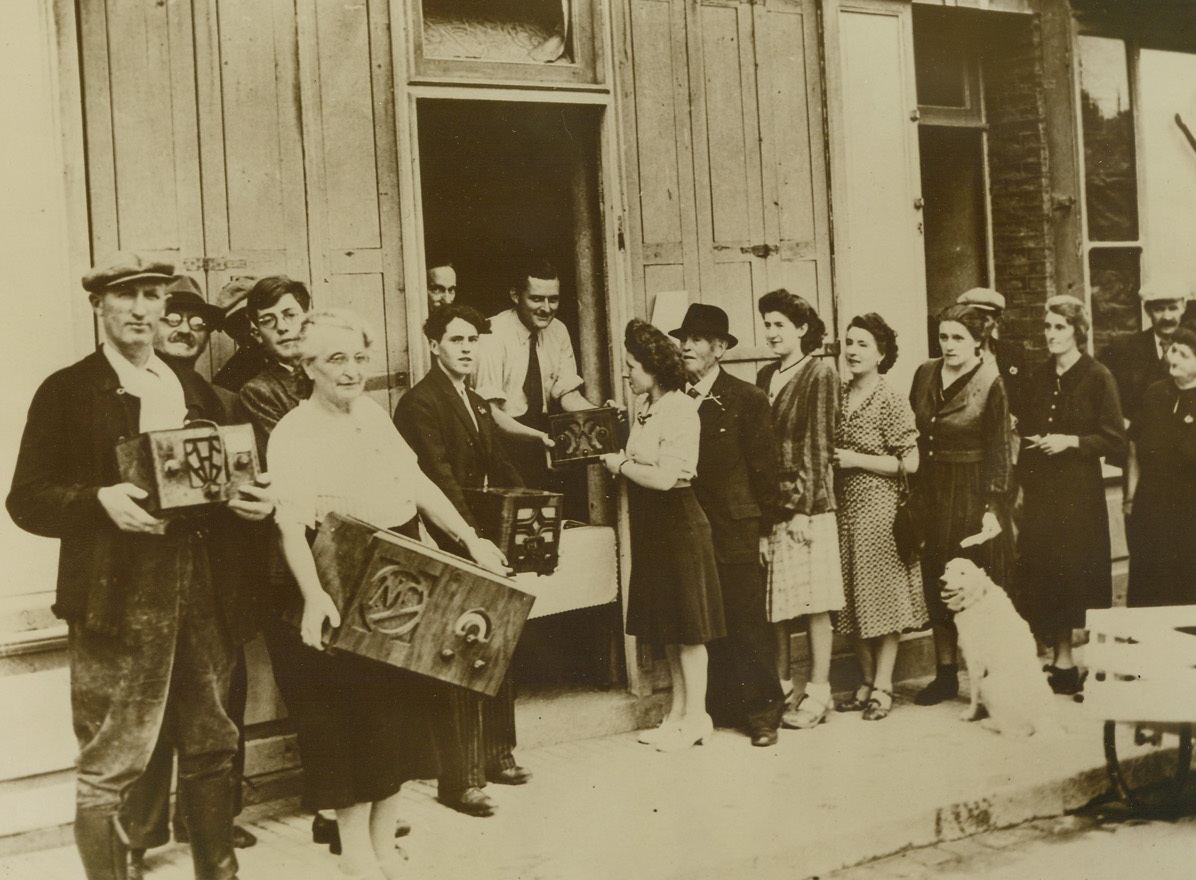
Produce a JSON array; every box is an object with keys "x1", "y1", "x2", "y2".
[
  {"x1": 758, "y1": 288, "x2": 826, "y2": 354},
  {"x1": 426, "y1": 255, "x2": 454, "y2": 274},
  {"x1": 1169, "y1": 325, "x2": 1196, "y2": 356},
  {"x1": 424, "y1": 303, "x2": 489, "y2": 341},
  {"x1": 1044, "y1": 295, "x2": 1090, "y2": 347},
  {"x1": 246, "y1": 276, "x2": 311, "y2": 323},
  {"x1": 625, "y1": 318, "x2": 686, "y2": 392},
  {"x1": 936, "y1": 303, "x2": 992, "y2": 348},
  {"x1": 517, "y1": 258, "x2": 559, "y2": 292},
  {"x1": 847, "y1": 313, "x2": 899, "y2": 375}
]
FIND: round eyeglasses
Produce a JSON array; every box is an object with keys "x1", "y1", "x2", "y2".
[{"x1": 162, "y1": 313, "x2": 210, "y2": 332}]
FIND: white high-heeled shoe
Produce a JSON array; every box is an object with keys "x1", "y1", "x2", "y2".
[
  {"x1": 637, "y1": 720, "x2": 680, "y2": 745},
  {"x1": 655, "y1": 714, "x2": 714, "y2": 752}
]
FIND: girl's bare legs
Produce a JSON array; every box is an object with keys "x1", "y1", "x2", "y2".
[
  {"x1": 336, "y1": 802, "x2": 377, "y2": 878},
  {"x1": 372, "y1": 792, "x2": 407, "y2": 880}
]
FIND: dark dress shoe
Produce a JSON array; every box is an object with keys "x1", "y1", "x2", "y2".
[
  {"x1": 437, "y1": 787, "x2": 497, "y2": 817},
  {"x1": 129, "y1": 848, "x2": 147, "y2": 880},
  {"x1": 487, "y1": 766, "x2": 532, "y2": 785},
  {"x1": 749, "y1": 727, "x2": 778, "y2": 747},
  {"x1": 312, "y1": 813, "x2": 341, "y2": 855},
  {"x1": 231, "y1": 824, "x2": 257, "y2": 848}
]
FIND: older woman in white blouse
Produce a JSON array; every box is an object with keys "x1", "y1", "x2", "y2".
[
  {"x1": 268, "y1": 309, "x2": 505, "y2": 880},
  {"x1": 601, "y1": 319, "x2": 725, "y2": 752}
]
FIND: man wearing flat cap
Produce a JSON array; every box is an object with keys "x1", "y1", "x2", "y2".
[
  {"x1": 7, "y1": 253, "x2": 273, "y2": 880},
  {"x1": 955, "y1": 287, "x2": 1027, "y2": 426},
  {"x1": 1099, "y1": 284, "x2": 1189, "y2": 430},
  {"x1": 671, "y1": 304, "x2": 783, "y2": 747},
  {"x1": 211, "y1": 277, "x2": 269, "y2": 395}
]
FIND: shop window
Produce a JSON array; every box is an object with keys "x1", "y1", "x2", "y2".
[{"x1": 1077, "y1": 35, "x2": 1145, "y2": 348}]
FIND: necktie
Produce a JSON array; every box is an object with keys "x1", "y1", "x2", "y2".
[
  {"x1": 687, "y1": 387, "x2": 701, "y2": 399},
  {"x1": 523, "y1": 328, "x2": 543, "y2": 419}
]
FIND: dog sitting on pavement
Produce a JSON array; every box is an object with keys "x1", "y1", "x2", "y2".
[{"x1": 942, "y1": 557, "x2": 1063, "y2": 737}]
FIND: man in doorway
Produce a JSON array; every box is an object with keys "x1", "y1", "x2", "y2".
[
  {"x1": 426, "y1": 257, "x2": 458, "y2": 311},
  {"x1": 7, "y1": 253, "x2": 273, "y2": 880},
  {"x1": 1099, "y1": 284, "x2": 1189, "y2": 430},
  {"x1": 238, "y1": 276, "x2": 313, "y2": 460},
  {"x1": 211, "y1": 277, "x2": 268, "y2": 395},
  {"x1": 393, "y1": 304, "x2": 530, "y2": 817},
  {"x1": 120, "y1": 275, "x2": 257, "y2": 878},
  {"x1": 474, "y1": 258, "x2": 598, "y2": 486},
  {"x1": 955, "y1": 287, "x2": 1027, "y2": 427},
  {"x1": 670, "y1": 304, "x2": 783, "y2": 748}
]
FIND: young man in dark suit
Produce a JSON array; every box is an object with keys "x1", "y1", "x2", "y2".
[
  {"x1": 670, "y1": 304, "x2": 784, "y2": 747},
  {"x1": 393, "y1": 303, "x2": 530, "y2": 817}
]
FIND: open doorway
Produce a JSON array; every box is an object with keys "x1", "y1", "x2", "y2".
[{"x1": 416, "y1": 99, "x2": 622, "y2": 690}]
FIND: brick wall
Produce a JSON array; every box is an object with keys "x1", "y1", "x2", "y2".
[{"x1": 983, "y1": 15, "x2": 1054, "y2": 360}]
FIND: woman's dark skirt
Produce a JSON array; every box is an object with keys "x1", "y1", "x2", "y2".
[
  {"x1": 626, "y1": 484, "x2": 725, "y2": 645},
  {"x1": 262, "y1": 517, "x2": 439, "y2": 811}
]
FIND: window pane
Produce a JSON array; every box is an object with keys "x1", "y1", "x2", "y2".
[
  {"x1": 1078, "y1": 36, "x2": 1139, "y2": 241},
  {"x1": 1089, "y1": 247, "x2": 1141, "y2": 354},
  {"x1": 914, "y1": 16, "x2": 968, "y2": 107}
]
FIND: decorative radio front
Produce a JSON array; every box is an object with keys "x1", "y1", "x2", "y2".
[
  {"x1": 546, "y1": 406, "x2": 622, "y2": 467},
  {"x1": 464, "y1": 487, "x2": 563, "y2": 575},
  {"x1": 312, "y1": 512, "x2": 535, "y2": 697},
  {"x1": 115, "y1": 422, "x2": 259, "y2": 516}
]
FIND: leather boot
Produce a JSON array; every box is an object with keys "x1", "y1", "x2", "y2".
[
  {"x1": 176, "y1": 774, "x2": 238, "y2": 880},
  {"x1": 73, "y1": 808, "x2": 129, "y2": 880}
]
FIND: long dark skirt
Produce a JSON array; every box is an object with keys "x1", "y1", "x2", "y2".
[
  {"x1": 626, "y1": 484, "x2": 726, "y2": 645},
  {"x1": 916, "y1": 459, "x2": 1012, "y2": 624},
  {"x1": 262, "y1": 517, "x2": 439, "y2": 811},
  {"x1": 1127, "y1": 481, "x2": 1196, "y2": 607}
]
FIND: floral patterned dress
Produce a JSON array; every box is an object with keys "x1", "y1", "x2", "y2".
[{"x1": 834, "y1": 379, "x2": 928, "y2": 639}]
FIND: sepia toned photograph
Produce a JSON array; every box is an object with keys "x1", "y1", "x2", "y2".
[{"x1": 1, "y1": 1, "x2": 1194, "y2": 878}]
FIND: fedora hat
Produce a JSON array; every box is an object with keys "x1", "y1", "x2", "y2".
[
  {"x1": 669, "y1": 303, "x2": 738, "y2": 349},
  {"x1": 165, "y1": 275, "x2": 224, "y2": 329}
]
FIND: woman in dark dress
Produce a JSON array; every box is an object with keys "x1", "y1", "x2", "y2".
[
  {"x1": 601, "y1": 319, "x2": 724, "y2": 751},
  {"x1": 909, "y1": 304, "x2": 1014, "y2": 706},
  {"x1": 1018, "y1": 295, "x2": 1125, "y2": 694},
  {"x1": 1126, "y1": 325, "x2": 1196, "y2": 607}
]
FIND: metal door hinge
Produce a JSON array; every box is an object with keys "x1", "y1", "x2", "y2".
[
  {"x1": 181, "y1": 256, "x2": 249, "y2": 272},
  {"x1": 740, "y1": 243, "x2": 778, "y2": 258}
]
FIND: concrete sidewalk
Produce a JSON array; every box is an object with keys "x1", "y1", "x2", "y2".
[{"x1": 1, "y1": 676, "x2": 1164, "y2": 880}]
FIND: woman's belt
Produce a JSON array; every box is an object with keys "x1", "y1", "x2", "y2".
[{"x1": 925, "y1": 448, "x2": 984, "y2": 464}]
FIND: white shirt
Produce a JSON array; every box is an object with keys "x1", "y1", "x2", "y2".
[
  {"x1": 686, "y1": 365, "x2": 720, "y2": 402},
  {"x1": 102, "y1": 344, "x2": 187, "y2": 432},
  {"x1": 268, "y1": 396, "x2": 421, "y2": 530},
  {"x1": 473, "y1": 309, "x2": 585, "y2": 418},
  {"x1": 440, "y1": 363, "x2": 479, "y2": 431},
  {"x1": 625, "y1": 390, "x2": 700, "y2": 480}
]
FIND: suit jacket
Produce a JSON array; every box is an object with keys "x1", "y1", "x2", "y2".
[
  {"x1": 239, "y1": 359, "x2": 311, "y2": 464},
  {"x1": 691, "y1": 369, "x2": 777, "y2": 564},
  {"x1": 1099, "y1": 329, "x2": 1167, "y2": 427},
  {"x1": 393, "y1": 363, "x2": 523, "y2": 546},
  {"x1": 6, "y1": 350, "x2": 258, "y2": 639}
]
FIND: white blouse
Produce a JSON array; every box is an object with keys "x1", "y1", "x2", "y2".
[
  {"x1": 268, "y1": 396, "x2": 421, "y2": 530},
  {"x1": 625, "y1": 389, "x2": 700, "y2": 480}
]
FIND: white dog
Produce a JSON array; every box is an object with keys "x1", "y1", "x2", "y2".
[{"x1": 942, "y1": 557, "x2": 1062, "y2": 737}]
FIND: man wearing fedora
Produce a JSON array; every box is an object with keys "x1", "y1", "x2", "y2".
[
  {"x1": 671, "y1": 304, "x2": 783, "y2": 746},
  {"x1": 1099, "y1": 284, "x2": 1189, "y2": 430},
  {"x1": 118, "y1": 275, "x2": 258, "y2": 877},
  {"x1": 7, "y1": 254, "x2": 273, "y2": 880}
]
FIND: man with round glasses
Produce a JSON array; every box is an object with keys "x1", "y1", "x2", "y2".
[{"x1": 154, "y1": 275, "x2": 224, "y2": 368}]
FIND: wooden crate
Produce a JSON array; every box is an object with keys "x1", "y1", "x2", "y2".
[
  {"x1": 1085, "y1": 606, "x2": 1196, "y2": 723},
  {"x1": 312, "y1": 512, "x2": 535, "y2": 696},
  {"x1": 115, "y1": 422, "x2": 259, "y2": 516},
  {"x1": 464, "y1": 487, "x2": 563, "y2": 575},
  {"x1": 546, "y1": 406, "x2": 622, "y2": 466}
]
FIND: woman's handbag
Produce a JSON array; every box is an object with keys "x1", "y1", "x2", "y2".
[{"x1": 893, "y1": 459, "x2": 922, "y2": 566}]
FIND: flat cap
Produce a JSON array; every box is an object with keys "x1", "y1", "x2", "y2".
[
  {"x1": 214, "y1": 277, "x2": 256, "y2": 315},
  {"x1": 956, "y1": 287, "x2": 1006, "y2": 312},
  {"x1": 165, "y1": 275, "x2": 224, "y2": 328},
  {"x1": 82, "y1": 252, "x2": 175, "y2": 293}
]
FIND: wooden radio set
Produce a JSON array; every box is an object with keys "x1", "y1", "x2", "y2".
[
  {"x1": 546, "y1": 406, "x2": 623, "y2": 467},
  {"x1": 311, "y1": 512, "x2": 536, "y2": 696},
  {"x1": 115, "y1": 421, "x2": 260, "y2": 516},
  {"x1": 464, "y1": 487, "x2": 562, "y2": 575}
]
